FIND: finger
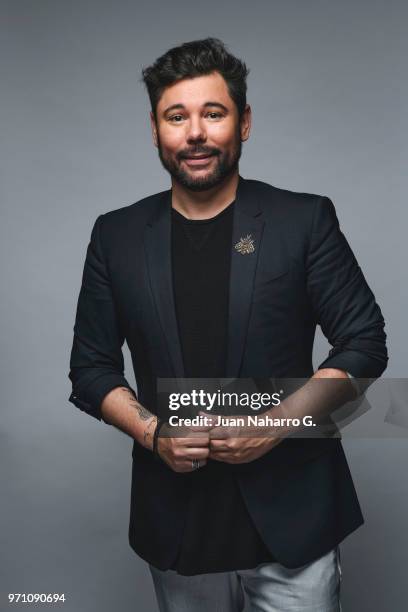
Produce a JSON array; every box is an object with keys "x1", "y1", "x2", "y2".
[
  {"x1": 209, "y1": 427, "x2": 230, "y2": 440},
  {"x1": 177, "y1": 458, "x2": 208, "y2": 472},
  {"x1": 183, "y1": 437, "x2": 210, "y2": 447},
  {"x1": 210, "y1": 448, "x2": 229, "y2": 453},
  {"x1": 183, "y1": 448, "x2": 210, "y2": 460},
  {"x1": 209, "y1": 439, "x2": 230, "y2": 451},
  {"x1": 172, "y1": 462, "x2": 200, "y2": 473},
  {"x1": 208, "y1": 452, "x2": 233, "y2": 463}
]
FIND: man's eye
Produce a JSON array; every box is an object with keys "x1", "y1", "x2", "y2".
[{"x1": 168, "y1": 112, "x2": 223, "y2": 122}]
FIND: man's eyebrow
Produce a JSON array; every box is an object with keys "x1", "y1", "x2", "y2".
[{"x1": 162, "y1": 102, "x2": 229, "y2": 115}]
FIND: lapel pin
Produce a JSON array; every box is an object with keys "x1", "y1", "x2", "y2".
[{"x1": 234, "y1": 234, "x2": 255, "y2": 255}]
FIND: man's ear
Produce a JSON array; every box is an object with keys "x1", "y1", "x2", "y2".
[
  {"x1": 150, "y1": 111, "x2": 158, "y2": 148},
  {"x1": 240, "y1": 104, "x2": 251, "y2": 142}
]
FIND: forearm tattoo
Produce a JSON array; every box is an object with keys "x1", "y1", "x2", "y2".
[
  {"x1": 120, "y1": 387, "x2": 157, "y2": 449},
  {"x1": 143, "y1": 416, "x2": 157, "y2": 447},
  {"x1": 121, "y1": 387, "x2": 152, "y2": 420}
]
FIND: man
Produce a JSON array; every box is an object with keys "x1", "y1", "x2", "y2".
[{"x1": 68, "y1": 38, "x2": 388, "y2": 611}]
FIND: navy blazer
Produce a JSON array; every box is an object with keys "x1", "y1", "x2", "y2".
[{"x1": 68, "y1": 175, "x2": 388, "y2": 569}]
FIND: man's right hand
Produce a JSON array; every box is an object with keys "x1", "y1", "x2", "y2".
[
  {"x1": 100, "y1": 387, "x2": 211, "y2": 472},
  {"x1": 156, "y1": 422, "x2": 211, "y2": 473}
]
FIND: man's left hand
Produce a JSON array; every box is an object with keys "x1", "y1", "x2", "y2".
[{"x1": 195, "y1": 411, "x2": 282, "y2": 464}]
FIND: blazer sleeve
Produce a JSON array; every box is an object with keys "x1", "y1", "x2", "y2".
[
  {"x1": 68, "y1": 214, "x2": 136, "y2": 421},
  {"x1": 306, "y1": 196, "x2": 388, "y2": 379}
]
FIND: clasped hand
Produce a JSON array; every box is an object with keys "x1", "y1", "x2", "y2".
[{"x1": 157, "y1": 411, "x2": 281, "y2": 473}]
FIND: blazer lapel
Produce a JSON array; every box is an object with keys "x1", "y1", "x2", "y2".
[
  {"x1": 144, "y1": 190, "x2": 185, "y2": 379},
  {"x1": 226, "y1": 175, "x2": 265, "y2": 377}
]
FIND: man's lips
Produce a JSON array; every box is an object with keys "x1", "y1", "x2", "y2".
[{"x1": 182, "y1": 154, "x2": 215, "y2": 166}]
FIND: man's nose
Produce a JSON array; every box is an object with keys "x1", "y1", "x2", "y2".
[{"x1": 186, "y1": 117, "x2": 207, "y2": 142}]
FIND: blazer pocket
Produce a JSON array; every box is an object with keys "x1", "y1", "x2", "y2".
[
  {"x1": 252, "y1": 266, "x2": 291, "y2": 304},
  {"x1": 256, "y1": 266, "x2": 290, "y2": 286},
  {"x1": 264, "y1": 267, "x2": 290, "y2": 283}
]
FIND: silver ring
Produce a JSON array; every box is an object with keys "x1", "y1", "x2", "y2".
[{"x1": 192, "y1": 458, "x2": 200, "y2": 470}]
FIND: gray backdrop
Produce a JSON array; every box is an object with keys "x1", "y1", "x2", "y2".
[{"x1": 1, "y1": 1, "x2": 406, "y2": 610}]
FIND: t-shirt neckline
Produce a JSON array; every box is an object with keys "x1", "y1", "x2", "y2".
[{"x1": 171, "y1": 200, "x2": 235, "y2": 225}]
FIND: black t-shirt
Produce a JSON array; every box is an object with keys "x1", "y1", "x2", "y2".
[{"x1": 169, "y1": 201, "x2": 275, "y2": 575}]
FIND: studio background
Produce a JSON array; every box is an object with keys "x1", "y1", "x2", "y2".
[{"x1": 1, "y1": 1, "x2": 406, "y2": 610}]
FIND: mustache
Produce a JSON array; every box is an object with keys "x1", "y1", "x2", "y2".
[{"x1": 178, "y1": 148, "x2": 220, "y2": 160}]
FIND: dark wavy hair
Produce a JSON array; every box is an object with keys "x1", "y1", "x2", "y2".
[{"x1": 141, "y1": 37, "x2": 250, "y2": 121}]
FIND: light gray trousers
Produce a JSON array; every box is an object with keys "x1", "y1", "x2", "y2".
[{"x1": 149, "y1": 546, "x2": 342, "y2": 612}]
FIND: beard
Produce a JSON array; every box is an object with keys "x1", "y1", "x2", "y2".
[{"x1": 156, "y1": 130, "x2": 242, "y2": 192}]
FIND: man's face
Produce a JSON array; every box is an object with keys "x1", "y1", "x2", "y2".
[{"x1": 150, "y1": 71, "x2": 251, "y2": 192}]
